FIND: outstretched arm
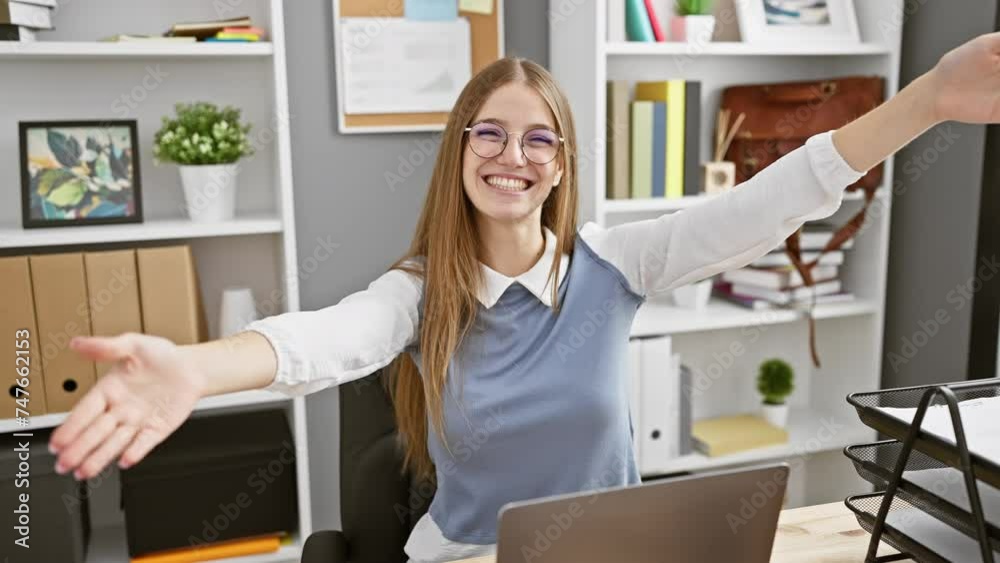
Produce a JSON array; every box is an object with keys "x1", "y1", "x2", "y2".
[{"x1": 834, "y1": 31, "x2": 1000, "y2": 173}]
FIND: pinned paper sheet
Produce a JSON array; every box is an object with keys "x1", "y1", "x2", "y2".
[
  {"x1": 460, "y1": 0, "x2": 493, "y2": 15},
  {"x1": 341, "y1": 18, "x2": 472, "y2": 114},
  {"x1": 405, "y1": 0, "x2": 458, "y2": 20}
]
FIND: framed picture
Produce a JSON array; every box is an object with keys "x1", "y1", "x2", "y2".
[
  {"x1": 735, "y1": 0, "x2": 861, "y2": 45},
  {"x1": 19, "y1": 120, "x2": 143, "y2": 229}
]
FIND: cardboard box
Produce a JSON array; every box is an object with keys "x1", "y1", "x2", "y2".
[
  {"x1": 84, "y1": 250, "x2": 143, "y2": 378},
  {"x1": 0, "y1": 257, "x2": 47, "y2": 416},
  {"x1": 136, "y1": 245, "x2": 207, "y2": 345},
  {"x1": 30, "y1": 253, "x2": 97, "y2": 413}
]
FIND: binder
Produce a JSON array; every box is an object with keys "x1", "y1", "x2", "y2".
[
  {"x1": 136, "y1": 246, "x2": 207, "y2": 345},
  {"x1": 638, "y1": 335, "x2": 680, "y2": 474},
  {"x1": 30, "y1": 253, "x2": 97, "y2": 413},
  {"x1": 627, "y1": 338, "x2": 643, "y2": 462},
  {"x1": 0, "y1": 257, "x2": 47, "y2": 416},
  {"x1": 84, "y1": 250, "x2": 144, "y2": 377}
]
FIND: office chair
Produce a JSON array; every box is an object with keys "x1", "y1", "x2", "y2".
[{"x1": 301, "y1": 370, "x2": 434, "y2": 563}]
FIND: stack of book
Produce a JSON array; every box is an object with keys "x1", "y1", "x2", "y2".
[
  {"x1": 606, "y1": 79, "x2": 702, "y2": 201},
  {"x1": 166, "y1": 16, "x2": 263, "y2": 42},
  {"x1": 715, "y1": 224, "x2": 856, "y2": 310},
  {"x1": 0, "y1": 0, "x2": 56, "y2": 42}
]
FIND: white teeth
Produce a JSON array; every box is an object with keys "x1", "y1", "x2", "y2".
[{"x1": 485, "y1": 175, "x2": 529, "y2": 191}]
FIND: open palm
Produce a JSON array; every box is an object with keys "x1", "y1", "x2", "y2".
[
  {"x1": 932, "y1": 31, "x2": 1000, "y2": 124},
  {"x1": 48, "y1": 333, "x2": 205, "y2": 479}
]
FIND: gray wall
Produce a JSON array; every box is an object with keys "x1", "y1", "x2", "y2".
[
  {"x1": 881, "y1": 0, "x2": 995, "y2": 388},
  {"x1": 282, "y1": 0, "x2": 550, "y2": 533}
]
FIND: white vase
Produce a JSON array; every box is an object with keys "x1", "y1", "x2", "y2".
[
  {"x1": 219, "y1": 287, "x2": 259, "y2": 338},
  {"x1": 670, "y1": 14, "x2": 716, "y2": 43},
  {"x1": 672, "y1": 279, "x2": 713, "y2": 309},
  {"x1": 761, "y1": 403, "x2": 789, "y2": 428},
  {"x1": 178, "y1": 163, "x2": 239, "y2": 222}
]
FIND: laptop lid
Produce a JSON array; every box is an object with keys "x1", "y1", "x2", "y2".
[{"x1": 495, "y1": 462, "x2": 789, "y2": 563}]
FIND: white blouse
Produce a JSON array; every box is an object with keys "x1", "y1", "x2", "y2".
[{"x1": 244, "y1": 130, "x2": 866, "y2": 563}]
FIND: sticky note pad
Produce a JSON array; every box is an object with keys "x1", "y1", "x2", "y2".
[
  {"x1": 460, "y1": 0, "x2": 493, "y2": 14},
  {"x1": 405, "y1": 0, "x2": 459, "y2": 20}
]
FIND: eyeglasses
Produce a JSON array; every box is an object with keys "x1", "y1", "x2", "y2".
[{"x1": 463, "y1": 121, "x2": 564, "y2": 165}]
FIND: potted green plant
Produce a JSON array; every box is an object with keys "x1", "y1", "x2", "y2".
[
  {"x1": 671, "y1": 0, "x2": 715, "y2": 42},
  {"x1": 757, "y1": 358, "x2": 794, "y2": 428},
  {"x1": 153, "y1": 102, "x2": 253, "y2": 222}
]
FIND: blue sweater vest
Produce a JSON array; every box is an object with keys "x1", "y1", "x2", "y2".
[{"x1": 408, "y1": 234, "x2": 644, "y2": 544}]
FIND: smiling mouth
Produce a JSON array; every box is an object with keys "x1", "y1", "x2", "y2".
[{"x1": 483, "y1": 174, "x2": 534, "y2": 192}]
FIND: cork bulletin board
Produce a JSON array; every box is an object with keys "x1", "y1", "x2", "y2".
[{"x1": 332, "y1": 0, "x2": 505, "y2": 133}]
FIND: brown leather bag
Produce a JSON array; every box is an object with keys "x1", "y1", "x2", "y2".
[{"x1": 720, "y1": 76, "x2": 886, "y2": 366}]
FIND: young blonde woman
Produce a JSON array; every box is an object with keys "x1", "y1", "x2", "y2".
[{"x1": 50, "y1": 32, "x2": 1000, "y2": 563}]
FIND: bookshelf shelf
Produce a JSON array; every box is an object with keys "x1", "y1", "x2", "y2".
[
  {"x1": 0, "y1": 41, "x2": 274, "y2": 59},
  {"x1": 641, "y1": 407, "x2": 876, "y2": 476},
  {"x1": 0, "y1": 390, "x2": 290, "y2": 434},
  {"x1": 603, "y1": 188, "x2": 886, "y2": 214},
  {"x1": 0, "y1": 216, "x2": 283, "y2": 249},
  {"x1": 604, "y1": 41, "x2": 892, "y2": 57},
  {"x1": 630, "y1": 297, "x2": 879, "y2": 337}
]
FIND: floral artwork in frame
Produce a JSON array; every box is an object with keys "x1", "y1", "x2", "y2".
[{"x1": 19, "y1": 120, "x2": 144, "y2": 228}]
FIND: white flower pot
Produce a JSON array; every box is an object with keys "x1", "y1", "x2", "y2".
[
  {"x1": 761, "y1": 403, "x2": 789, "y2": 429},
  {"x1": 672, "y1": 279, "x2": 713, "y2": 309},
  {"x1": 670, "y1": 14, "x2": 716, "y2": 43},
  {"x1": 178, "y1": 163, "x2": 239, "y2": 222}
]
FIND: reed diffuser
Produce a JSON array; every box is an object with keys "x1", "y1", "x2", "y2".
[{"x1": 701, "y1": 108, "x2": 745, "y2": 195}]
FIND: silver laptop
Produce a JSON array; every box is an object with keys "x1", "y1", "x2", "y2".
[{"x1": 495, "y1": 463, "x2": 789, "y2": 563}]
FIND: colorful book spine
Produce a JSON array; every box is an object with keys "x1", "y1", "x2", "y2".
[
  {"x1": 665, "y1": 79, "x2": 685, "y2": 199},
  {"x1": 642, "y1": 0, "x2": 666, "y2": 41},
  {"x1": 683, "y1": 81, "x2": 702, "y2": 196},
  {"x1": 630, "y1": 101, "x2": 654, "y2": 199},
  {"x1": 650, "y1": 102, "x2": 666, "y2": 198},
  {"x1": 625, "y1": 0, "x2": 654, "y2": 41},
  {"x1": 215, "y1": 32, "x2": 259, "y2": 40},
  {"x1": 606, "y1": 81, "x2": 632, "y2": 200}
]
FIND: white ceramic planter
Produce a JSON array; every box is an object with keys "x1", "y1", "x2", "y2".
[
  {"x1": 178, "y1": 163, "x2": 239, "y2": 222},
  {"x1": 672, "y1": 279, "x2": 713, "y2": 309},
  {"x1": 670, "y1": 14, "x2": 716, "y2": 43},
  {"x1": 761, "y1": 403, "x2": 789, "y2": 428}
]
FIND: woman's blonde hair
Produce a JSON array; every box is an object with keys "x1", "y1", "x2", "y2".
[{"x1": 388, "y1": 57, "x2": 579, "y2": 480}]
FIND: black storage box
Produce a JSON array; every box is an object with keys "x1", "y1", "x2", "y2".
[
  {"x1": 121, "y1": 408, "x2": 299, "y2": 557},
  {"x1": 0, "y1": 428, "x2": 91, "y2": 563}
]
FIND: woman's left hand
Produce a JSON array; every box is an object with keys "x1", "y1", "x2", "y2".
[{"x1": 929, "y1": 31, "x2": 1000, "y2": 124}]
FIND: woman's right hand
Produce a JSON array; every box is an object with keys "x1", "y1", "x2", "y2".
[{"x1": 48, "y1": 332, "x2": 206, "y2": 480}]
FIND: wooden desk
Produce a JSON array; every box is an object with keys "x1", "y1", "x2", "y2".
[{"x1": 451, "y1": 501, "x2": 896, "y2": 563}]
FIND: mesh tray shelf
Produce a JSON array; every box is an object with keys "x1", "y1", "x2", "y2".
[
  {"x1": 847, "y1": 381, "x2": 1000, "y2": 488},
  {"x1": 847, "y1": 493, "x2": 1000, "y2": 563},
  {"x1": 845, "y1": 441, "x2": 1000, "y2": 550}
]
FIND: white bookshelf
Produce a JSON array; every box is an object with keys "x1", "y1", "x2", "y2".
[
  {"x1": 551, "y1": 0, "x2": 903, "y2": 507},
  {"x1": 0, "y1": 216, "x2": 283, "y2": 248},
  {"x1": 0, "y1": 41, "x2": 275, "y2": 58},
  {"x1": 0, "y1": 1, "x2": 310, "y2": 562}
]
